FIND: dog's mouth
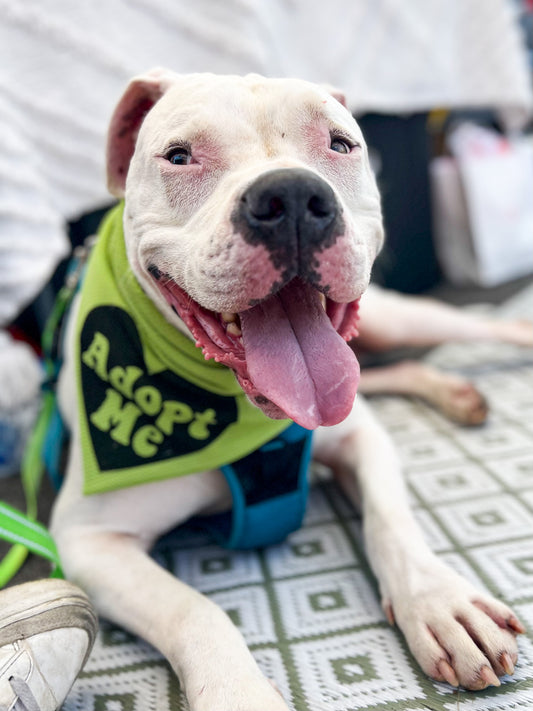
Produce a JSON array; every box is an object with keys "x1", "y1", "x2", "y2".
[{"x1": 149, "y1": 268, "x2": 360, "y2": 429}]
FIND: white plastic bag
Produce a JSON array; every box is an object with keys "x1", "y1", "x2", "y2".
[{"x1": 430, "y1": 123, "x2": 533, "y2": 287}]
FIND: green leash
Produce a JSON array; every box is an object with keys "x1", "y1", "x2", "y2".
[
  {"x1": 0, "y1": 393, "x2": 63, "y2": 586},
  {"x1": 0, "y1": 245, "x2": 91, "y2": 586}
]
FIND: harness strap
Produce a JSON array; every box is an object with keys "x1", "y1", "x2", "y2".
[{"x1": 201, "y1": 422, "x2": 313, "y2": 549}]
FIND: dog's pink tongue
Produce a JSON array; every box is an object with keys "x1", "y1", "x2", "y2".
[{"x1": 240, "y1": 280, "x2": 359, "y2": 429}]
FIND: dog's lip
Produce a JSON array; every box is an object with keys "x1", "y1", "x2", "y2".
[
  {"x1": 148, "y1": 265, "x2": 247, "y2": 359},
  {"x1": 148, "y1": 265, "x2": 358, "y2": 345}
]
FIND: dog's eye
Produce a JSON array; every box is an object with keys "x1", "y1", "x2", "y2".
[
  {"x1": 166, "y1": 147, "x2": 191, "y2": 165},
  {"x1": 330, "y1": 136, "x2": 354, "y2": 154}
]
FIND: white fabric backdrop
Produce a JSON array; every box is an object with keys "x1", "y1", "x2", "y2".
[{"x1": 1, "y1": 0, "x2": 531, "y2": 323}]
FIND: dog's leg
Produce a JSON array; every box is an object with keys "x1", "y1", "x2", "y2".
[
  {"x1": 357, "y1": 285, "x2": 533, "y2": 351},
  {"x1": 51, "y1": 434, "x2": 290, "y2": 711},
  {"x1": 355, "y1": 284, "x2": 532, "y2": 423},
  {"x1": 359, "y1": 361, "x2": 488, "y2": 425},
  {"x1": 314, "y1": 397, "x2": 524, "y2": 690}
]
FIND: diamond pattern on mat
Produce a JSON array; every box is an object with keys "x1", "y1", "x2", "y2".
[
  {"x1": 484, "y1": 452, "x2": 533, "y2": 491},
  {"x1": 172, "y1": 544, "x2": 263, "y2": 592},
  {"x1": 274, "y1": 569, "x2": 383, "y2": 639},
  {"x1": 291, "y1": 628, "x2": 424, "y2": 710},
  {"x1": 265, "y1": 523, "x2": 357, "y2": 579},
  {"x1": 452, "y1": 425, "x2": 533, "y2": 459},
  {"x1": 442, "y1": 689, "x2": 533, "y2": 710},
  {"x1": 83, "y1": 625, "x2": 162, "y2": 674},
  {"x1": 435, "y1": 495, "x2": 533, "y2": 547},
  {"x1": 64, "y1": 659, "x2": 184, "y2": 711},
  {"x1": 408, "y1": 462, "x2": 502, "y2": 505},
  {"x1": 396, "y1": 435, "x2": 465, "y2": 469},
  {"x1": 209, "y1": 585, "x2": 277, "y2": 645},
  {"x1": 469, "y1": 538, "x2": 533, "y2": 600}
]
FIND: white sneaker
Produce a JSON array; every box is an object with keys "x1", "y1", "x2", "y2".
[{"x1": 0, "y1": 579, "x2": 97, "y2": 711}]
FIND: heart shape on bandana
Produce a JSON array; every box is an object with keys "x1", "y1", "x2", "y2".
[{"x1": 80, "y1": 306, "x2": 238, "y2": 473}]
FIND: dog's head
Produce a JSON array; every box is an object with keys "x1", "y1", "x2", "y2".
[{"x1": 106, "y1": 68, "x2": 384, "y2": 429}]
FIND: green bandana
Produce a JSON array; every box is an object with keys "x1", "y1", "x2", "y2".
[{"x1": 76, "y1": 203, "x2": 291, "y2": 494}]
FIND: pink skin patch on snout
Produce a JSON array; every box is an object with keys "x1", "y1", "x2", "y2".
[{"x1": 313, "y1": 235, "x2": 366, "y2": 303}]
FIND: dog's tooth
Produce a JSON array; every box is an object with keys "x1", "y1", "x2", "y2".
[
  {"x1": 319, "y1": 293, "x2": 327, "y2": 310},
  {"x1": 221, "y1": 311, "x2": 242, "y2": 336},
  {"x1": 227, "y1": 322, "x2": 242, "y2": 337}
]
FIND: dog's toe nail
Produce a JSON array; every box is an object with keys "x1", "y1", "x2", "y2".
[
  {"x1": 508, "y1": 615, "x2": 526, "y2": 634},
  {"x1": 500, "y1": 652, "x2": 515, "y2": 676},
  {"x1": 437, "y1": 660, "x2": 459, "y2": 687},
  {"x1": 480, "y1": 665, "x2": 501, "y2": 688}
]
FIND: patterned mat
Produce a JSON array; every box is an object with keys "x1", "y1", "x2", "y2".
[{"x1": 63, "y1": 285, "x2": 533, "y2": 711}]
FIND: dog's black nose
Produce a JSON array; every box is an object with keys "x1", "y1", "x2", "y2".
[
  {"x1": 241, "y1": 168, "x2": 337, "y2": 230},
  {"x1": 233, "y1": 168, "x2": 342, "y2": 278}
]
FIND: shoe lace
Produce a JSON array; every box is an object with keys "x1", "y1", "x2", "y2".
[{"x1": 7, "y1": 677, "x2": 41, "y2": 711}]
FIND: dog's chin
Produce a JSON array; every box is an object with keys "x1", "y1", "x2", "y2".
[{"x1": 147, "y1": 266, "x2": 361, "y2": 430}]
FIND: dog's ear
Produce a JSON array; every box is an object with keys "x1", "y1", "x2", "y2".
[
  {"x1": 106, "y1": 68, "x2": 178, "y2": 197},
  {"x1": 322, "y1": 84, "x2": 348, "y2": 108}
]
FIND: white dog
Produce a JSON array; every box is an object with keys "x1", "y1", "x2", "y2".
[{"x1": 51, "y1": 69, "x2": 526, "y2": 711}]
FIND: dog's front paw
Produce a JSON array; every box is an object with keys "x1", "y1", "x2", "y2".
[{"x1": 386, "y1": 563, "x2": 525, "y2": 690}]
